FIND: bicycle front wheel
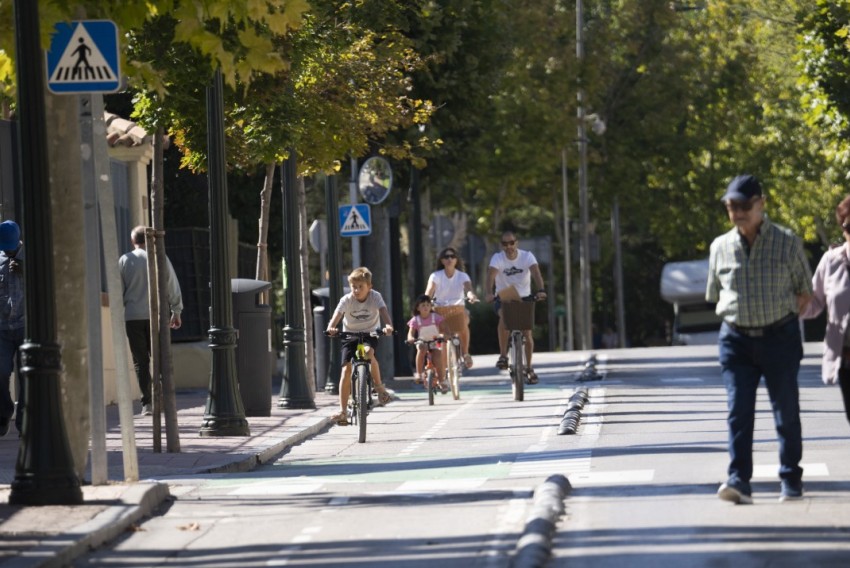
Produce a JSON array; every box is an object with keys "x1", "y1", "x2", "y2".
[
  {"x1": 510, "y1": 333, "x2": 524, "y2": 402},
  {"x1": 355, "y1": 363, "x2": 369, "y2": 442},
  {"x1": 447, "y1": 343, "x2": 460, "y2": 400}
]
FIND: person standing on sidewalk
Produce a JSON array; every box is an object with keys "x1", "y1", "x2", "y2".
[
  {"x1": 0, "y1": 221, "x2": 24, "y2": 436},
  {"x1": 119, "y1": 226, "x2": 183, "y2": 416},
  {"x1": 800, "y1": 194, "x2": 850, "y2": 425},
  {"x1": 706, "y1": 174, "x2": 812, "y2": 504}
]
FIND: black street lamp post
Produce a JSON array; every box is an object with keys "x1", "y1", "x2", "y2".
[
  {"x1": 10, "y1": 0, "x2": 82, "y2": 505},
  {"x1": 199, "y1": 69, "x2": 250, "y2": 437},
  {"x1": 279, "y1": 152, "x2": 315, "y2": 409},
  {"x1": 389, "y1": 195, "x2": 412, "y2": 376},
  {"x1": 324, "y1": 175, "x2": 343, "y2": 394},
  {"x1": 408, "y1": 167, "x2": 425, "y2": 290}
]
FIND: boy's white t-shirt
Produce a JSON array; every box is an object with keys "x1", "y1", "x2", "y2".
[
  {"x1": 333, "y1": 289, "x2": 386, "y2": 332},
  {"x1": 489, "y1": 249, "x2": 538, "y2": 298},
  {"x1": 427, "y1": 269, "x2": 471, "y2": 306}
]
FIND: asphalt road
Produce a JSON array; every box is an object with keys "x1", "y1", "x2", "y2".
[
  {"x1": 72, "y1": 344, "x2": 850, "y2": 567},
  {"x1": 74, "y1": 354, "x2": 584, "y2": 567}
]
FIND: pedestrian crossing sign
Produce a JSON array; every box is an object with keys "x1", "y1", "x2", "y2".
[
  {"x1": 339, "y1": 204, "x2": 371, "y2": 237},
  {"x1": 46, "y1": 20, "x2": 120, "y2": 94}
]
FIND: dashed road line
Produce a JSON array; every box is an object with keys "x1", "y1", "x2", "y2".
[{"x1": 398, "y1": 396, "x2": 480, "y2": 457}]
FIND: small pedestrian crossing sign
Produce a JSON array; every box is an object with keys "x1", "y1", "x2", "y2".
[
  {"x1": 339, "y1": 204, "x2": 371, "y2": 237},
  {"x1": 46, "y1": 20, "x2": 120, "y2": 94}
]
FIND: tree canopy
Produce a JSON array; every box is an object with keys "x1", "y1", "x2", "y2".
[{"x1": 3, "y1": 0, "x2": 850, "y2": 347}]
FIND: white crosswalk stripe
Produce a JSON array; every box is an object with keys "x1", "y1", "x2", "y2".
[{"x1": 509, "y1": 449, "x2": 592, "y2": 477}]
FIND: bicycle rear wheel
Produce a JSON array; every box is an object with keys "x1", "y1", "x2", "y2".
[
  {"x1": 510, "y1": 333, "x2": 524, "y2": 402},
  {"x1": 427, "y1": 368, "x2": 435, "y2": 406},
  {"x1": 355, "y1": 364, "x2": 369, "y2": 442},
  {"x1": 447, "y1": 342, "x2": 460, "y2": 400}
]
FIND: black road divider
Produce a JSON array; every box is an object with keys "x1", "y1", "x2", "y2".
[{"x1": 558, "y1": 387, "x2": 589, "y2": 435}]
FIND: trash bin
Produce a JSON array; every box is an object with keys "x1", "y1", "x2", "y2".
[
  {"x1": 232, "y1": 278, "x2": 273, "y2": 416},
  {"x1": 312, "y1": 288, "x2": 331, "y2": 390}
]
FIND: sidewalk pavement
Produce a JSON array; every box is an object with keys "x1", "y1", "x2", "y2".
[{"x1": 0, "y1": 382, "x2": 364, "y2": 568}]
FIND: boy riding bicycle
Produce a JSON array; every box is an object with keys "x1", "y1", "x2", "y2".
[
  {"x1": 406, "y1": 294, "x2": 448, "y2": 393},
  {"x1": 326, "y1": 267, "x2": 394, "y2": 425}
]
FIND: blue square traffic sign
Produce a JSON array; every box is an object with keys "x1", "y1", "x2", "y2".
[
  {"x1": 46, "y1": 20, "x2": 120, "y2": 94},
  {"x1": 339, "y1": 204, "x2": 371, "y2": 237}
]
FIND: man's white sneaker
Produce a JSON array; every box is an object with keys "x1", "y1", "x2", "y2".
[{"x1": 718, "y1": 480, "x2": 753, "y2": 504}]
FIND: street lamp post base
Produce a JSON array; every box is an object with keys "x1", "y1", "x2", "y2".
[
  {"x1": 199, "y1": 416, "x2": 250, "y2": 437},
  {"x1": 278, "y1": 397, "x2": 317, "y2": 410}
]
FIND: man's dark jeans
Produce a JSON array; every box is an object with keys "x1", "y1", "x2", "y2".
[
  {"x1": 0, "y1": 327, "x2": 24, "y2": 431},
  {"x1": 719, "y1": 318, "x2": 804, "y2": 485},
  {"x1": 125, "y1": 319, "x2": 152, "y2": 406}
]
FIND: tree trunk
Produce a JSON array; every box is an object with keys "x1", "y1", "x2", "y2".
[
  {"x1": 256, "y1": 163, "x2": 275, "y2": 303},
  {"x1": 151, "y1": 128, "x2": 180, "y2": 452},
  {"x1": 46, "y1": 92, "x2": 89, "y2": 480},
  {"x1": 297, "y1": 176, "x2": 316, "y2": 394}
]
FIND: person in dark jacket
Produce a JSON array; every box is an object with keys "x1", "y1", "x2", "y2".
[{"x1": 0, "y1": 220, "x2": 24, "y2": 437}]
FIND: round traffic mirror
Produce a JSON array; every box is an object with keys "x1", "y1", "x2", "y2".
[{"x1": 358, "y1": 156, "x2": 392, "y2": 205}]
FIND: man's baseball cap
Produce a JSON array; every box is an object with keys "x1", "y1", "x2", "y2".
[
  {"x1": 0, "y1": 221, "x2": 20, "y2": 250},
  {"x1": 721, "y1": 174, "x2": 763, "y2": 202}
]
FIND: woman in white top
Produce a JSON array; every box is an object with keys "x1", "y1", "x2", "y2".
[{"x1": 424, "y1": 246, "x2": 478, "y2": 368}]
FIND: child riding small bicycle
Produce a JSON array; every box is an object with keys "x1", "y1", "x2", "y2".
[
  {"x1": 326, "y1": 267, "x2": 394, "y2": 425},
  {"x1": 406, "y1": 294, "x2": 448, "y2": 394}
]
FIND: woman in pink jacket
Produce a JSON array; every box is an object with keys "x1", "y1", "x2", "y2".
[{"x1": 801, "y1": 195, "x2": 850, "y2": 425}]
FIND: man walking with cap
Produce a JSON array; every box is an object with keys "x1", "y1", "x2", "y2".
[
  {"x1": 0, "y1": 220, "x2": 24, "y2": 436},
  {"x1": 707, "y1": 174, "x2": 812, "y2": 504}
]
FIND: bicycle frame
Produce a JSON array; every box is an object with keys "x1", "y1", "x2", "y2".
[
  {"x1": 500, "y1": 299, "x2": 538, "y2": 402},
  {"x1": 414, "y1": 337, "x2": 443, "y2": 405},
  {"x1": 433, "y1": 301, "x2": 474, "y2": 401},
  {"x1": 507, "y1": 329, "x2": 527, "y2": 402},
  {"x1": 445, "y1": 334, "x2": 463, "y2": 400}
]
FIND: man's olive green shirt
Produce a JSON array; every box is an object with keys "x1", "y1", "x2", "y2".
[{"x1": 706, "y1": 215, "x2": 812, "y2": 327}]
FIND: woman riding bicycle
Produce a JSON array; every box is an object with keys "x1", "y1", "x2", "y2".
[
  {"x1": 406, "y1": 294, "x2": 448, "y2": 393},
  {"x1": 485, "y1": 230, "x2": 547, "y2": 384},
  {"x1": 326, "y1": 267, "x2": 393, "y2": 425},
  {"x1": 424, "y1": 246, "x2": 478, "y2": 369}
]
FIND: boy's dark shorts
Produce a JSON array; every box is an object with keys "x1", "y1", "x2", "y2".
[{"x1": 341, "y1": 334, "x2": 379, "y2": 364}]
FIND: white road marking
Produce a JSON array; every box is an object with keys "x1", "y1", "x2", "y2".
[
  {"x1": 266, "y1": 546, "x2": 300, "y2": 566},
  {"x1": 661, "y1": 377, "x2": 704, "y2": 383},
  {"x1": 398, "y1": 397, "x2": 480, "y2": 457},
  {"x1": 569, "y1": 469, "x2": 655, "y2": 485},
  {"x1": 752, "y1": 462, "x2": 829, "y2": 478},
  {"x1": 395, "y1": 478, "x2": 487, "y2": 493},
  {"x1": 510, "y1": 449, "x2": 592, "y2": 477},
  {"x1": 229, "y1": 482, "x2": 323, "y2": 496},
  {"x1": 483, "y1": 496, "x2": 528, "y2": 566}
]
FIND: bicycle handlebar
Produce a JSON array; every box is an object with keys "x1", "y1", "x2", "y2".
[
  {"x1": 410, "y1": 337, "x2": 444, "y2": 348},
  {"x1": 324, "y1": 328, "x2": 395, "y2": 340}
]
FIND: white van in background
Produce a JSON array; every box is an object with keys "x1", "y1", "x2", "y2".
[{"x1": 660, "y1": 259, "x2": 723, "y2": 346}]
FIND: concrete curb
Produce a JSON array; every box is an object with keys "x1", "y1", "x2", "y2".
[
  {"x1": 511, "y1": 474, "x2": 572, "y2": 568},
  {"x1": 205, "y1": 413, "x2": 336, "y2": 475},
  {"x1": 5, "y1": 482, "x2": 171, "y2": 568},
  {"x1": 22, "y1": 411, "x2": 335, "y2": 568}
]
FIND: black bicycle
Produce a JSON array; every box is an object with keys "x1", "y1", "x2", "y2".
[
  {"x1": 325, "y1": 329, "x2": 390, "y2": 443},
  {"x1": 500, "y1": 298, "x2": 540, "y2": 402}
]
